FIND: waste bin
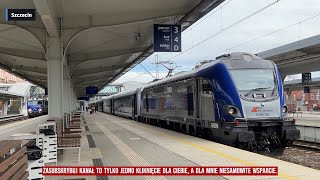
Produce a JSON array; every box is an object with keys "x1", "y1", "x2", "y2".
[{"x1": 26, "y1": 145, "x2": 42, "y2": 160}]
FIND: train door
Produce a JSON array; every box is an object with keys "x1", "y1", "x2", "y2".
[
  {"x1": 133, "y1": 94, "x2": 137, "y2": 120},
  {"x1": 101, "y1": 101, "x2": 104, "y2": 112},
  {"x1": 146, "y1": 93, "x2": 149, "y2": 112},
  {"x1": 44, "y1": 100, "x2": 48, "y2": 114},
  {"x1": 195, "y1": 79, "x2": 200, "y2": 119},
  {"x1": 187, "y1": 85, "x2": 194, "y2": 116},
  {"x1": 201, "y1": 79, "x2": 215, "y2": 121},
  {"x1": 110, "y1": 99, "x2": 114, "y2": 114}
]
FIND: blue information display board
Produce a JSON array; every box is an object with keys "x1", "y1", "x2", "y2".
[
  {"x1": 304, "y1": 86, "x2": 310, "y2": 93},
  {"x1": 86, "y1": 86, "x2": 98, "y2": 95},
  {"x1": 154, "y1": 24, "x2": 181, "y2": 52}
]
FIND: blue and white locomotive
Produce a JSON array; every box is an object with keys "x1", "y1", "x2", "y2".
[
  {"x1": 98, "y1": 52, "x2": 300, "y2": 154},
  {"x1": 27, "y1": 99, "x2": 48, "y2": 118}
]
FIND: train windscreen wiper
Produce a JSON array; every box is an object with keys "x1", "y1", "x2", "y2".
[{"x1": 244, "y1": 87, "x2": 271, "y2": 97}]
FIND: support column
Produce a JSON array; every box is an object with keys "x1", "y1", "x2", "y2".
[
  {"x1": 69, "y1": 83, "x2": 73, "y2": 112},
  {"x1": 47, "y1": 37, "x2": 63, "y2": 119},
  {"x1": 3, "y1": 99, "x2": 8, "y2": 115},
  {"x1": 63, "y1": 65, "x2": 71, "y2": 114},
  {"x1": 286, "y1": 89, "x2": 292, "y2": 112}
]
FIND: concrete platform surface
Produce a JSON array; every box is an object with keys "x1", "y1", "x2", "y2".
[
  {"x1": 288, "y1": 112, "x2": 320, "y2": 127},
  {"x1": 47, "y1": 112, "x2": 320, "y2": 180},
  {"x1": 0, "y1": 115, "x2": 48, "y2": 140}
]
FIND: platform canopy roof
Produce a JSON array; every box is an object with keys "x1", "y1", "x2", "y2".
[
  {"x1": 257, "y1": 34, "x2": 320, "y2": 78},
  {"x1": 283, "y1": 77, "x2": 320, "y2": 91},
  {"x1": 0, "y1": 0, "x2": 225, "y2": 97},
  {"x1": 0, "y1": 90, "x2": 24, "y2": 99}
]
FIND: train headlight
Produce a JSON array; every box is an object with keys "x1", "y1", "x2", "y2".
[
  {"x1": 28, "y1": 108, "x2": 32, "y2": 112},
  {"x1": 228, "y1": 107, "x2": 237, "y2": 115},
  {"x1": 282, "y1": 106, "x2": 288, "y2": 113}
]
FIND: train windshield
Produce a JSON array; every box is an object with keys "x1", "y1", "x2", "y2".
[
  {"x1": 230, "y1": 69, "x2": 278, "y2": 96},
  {"x1": 27, "y1": 100, "x2": 38, "y2": 105},
  {"x1": 27, "y1": 100, "x2": 42, "y2": 105}
]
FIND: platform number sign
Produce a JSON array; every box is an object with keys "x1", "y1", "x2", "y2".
[
  {"x1": 304, "y1": 86, "x2": 310, "y2": 93},
  {"x1": 302, "y1": 73, "x2": 311, "y2": 84},
  {"x1": 154, "y1": 24, "x2": 181, "y2": 52},
  {"x1": 86, "y1": 86, "x2": 98, "y2": 95}
]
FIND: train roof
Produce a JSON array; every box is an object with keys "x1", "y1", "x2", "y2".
[
  {"x1": 143, "y1": 70, "x2": 196, "y2": 89},
  {"x1": 111, "y1": 88, "x2": 138, "y2": 98},
  {"x1": 94, "y1": 52, "x2": 272, "y2": 100}
]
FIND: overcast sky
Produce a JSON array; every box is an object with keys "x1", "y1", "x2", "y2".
[{"x1": 113, "y1": 0, "x2": 320, "y2": 84}]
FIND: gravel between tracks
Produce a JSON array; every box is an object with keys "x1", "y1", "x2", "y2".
[{"x1": 273, "y1": 147, "x2": 320, "y2": 170}]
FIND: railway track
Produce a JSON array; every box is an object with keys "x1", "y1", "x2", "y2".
[
  {"x1": 0, "y1": 114, "x2": 26, "y2": 126},
  {"x1": 293, "y1": 140, "x2": 320, "y2": 151}
]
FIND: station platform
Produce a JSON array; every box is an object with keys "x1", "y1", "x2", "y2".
[
  {"x1": 290, "y1": 112, "x2": 320, "y2": 127},
  {"x1": 46, "y1": 112, "x2": 320, "y2": 180}
]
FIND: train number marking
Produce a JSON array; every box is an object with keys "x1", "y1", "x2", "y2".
[{"x1": 211, "y1": 123, "x2": 218, "y2": 129}]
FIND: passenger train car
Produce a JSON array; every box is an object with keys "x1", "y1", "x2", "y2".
[{"x1": 97, "y1": 52, "x2": 300, "y2": 154}]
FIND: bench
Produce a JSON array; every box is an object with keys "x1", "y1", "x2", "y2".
[
  {"x1": 48, "y1": 118, "x2": 82, "y2": 162},
  {"x1": 0, "y1": 140, "x2": 29, "y2": 180},
  {"x1": 64, "y1": 113, "x2": 81, "y2": 129}
]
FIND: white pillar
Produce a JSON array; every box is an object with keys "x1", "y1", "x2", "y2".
[
  {"x1": 3, "y1": 99, "x2": 8, "y2": 115},
  {"x1": 47, "y1": 37, "x2": 63, "y2": 119},
  {"x1": 63, "y1": 65, "x2": 71, "y2": 114},
  {"x1": 69, "y1": 84, "x2": 73, "y2": 112}
]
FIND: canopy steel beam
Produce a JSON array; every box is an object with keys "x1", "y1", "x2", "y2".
[
  {"x1": 69, "y1": 46, "x2": 146, "y2": 62},
  {"x1": 33, "y1": 0, "x2": 59, "y2": 37},
  {"x1": 0, "y1": 63, "x2": 44, "y2": 88},
  {"x1": 0, "y1": 47, "x2": 45, "y2": 61},
  {"x1": 72, "y1": 65, "x2": 124, "y2": 77}
]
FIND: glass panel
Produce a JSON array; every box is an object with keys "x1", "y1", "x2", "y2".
[{"x1": 230, "y1": 69, "x2": 276, "y2": 91}]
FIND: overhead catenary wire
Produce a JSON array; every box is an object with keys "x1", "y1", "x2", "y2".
[
  {"x1": 184, "y1": 0, "x2": 234, "y2": 33},
  {"x1": 165, "y1": 0, "x2": 280, "y2": 62},
  {"x1": 195, "y1": 11, "x2": 320, "y2": 61},
  {"x1": 139, "y1": 63, "x2": 156, "y2": 79}
]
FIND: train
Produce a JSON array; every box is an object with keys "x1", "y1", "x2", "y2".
[
  {"x1": 27, "y1": 99, "x2": 48, "y2": 118},
  {"x1": 95, "y1": 52, "x2": 300, "y2": 154}
]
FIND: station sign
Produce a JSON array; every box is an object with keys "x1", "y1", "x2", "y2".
[
  {"x1": 86, "y1": 86, "x2": 98, "y2": 95},
  {"x1": 154, "y1": 24, "x2": 181, "y2": 52},
  {"x1": 302, "y1": 73, "x2": 311, "y2": 84},
  {"x1": 304, "y1": 86, "x2": 310, "y2": 93},
  {"x1": 6, "y1": 9, "x2": 36, "y2": 21}
]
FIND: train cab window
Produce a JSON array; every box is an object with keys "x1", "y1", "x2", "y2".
[
  {"x1": 202, "y1": 79, "x2": 212, "y2": 95},
  {"x1": 38, "y1": 101, "x2": 43, "y2": 105}
]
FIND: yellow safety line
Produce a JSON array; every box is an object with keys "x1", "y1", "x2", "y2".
[{"x1": 122, "y1": 120, "x2": 298, "y2": 180}]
